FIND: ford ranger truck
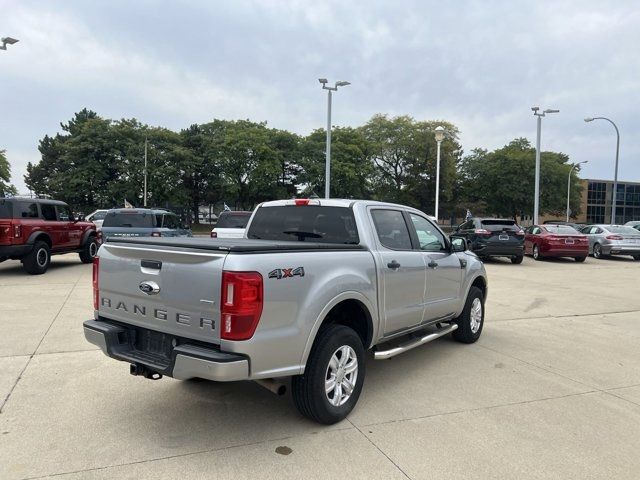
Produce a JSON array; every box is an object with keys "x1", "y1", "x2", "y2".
[{"x1": 84, "y1": 199, "x2": 487, "y2": 424}]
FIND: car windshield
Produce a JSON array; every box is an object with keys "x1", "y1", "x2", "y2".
[
  {"x1": 103, "y1": 211, "x2": 154, "y2": 228},
  {"x1": 480, "y1": 219, "x2": 519, "y2": 231},
  {"x1": 607, "y1": 226, "x2": 640, "y2": 235},
  {"x1": 247, "y1": 205, "x2": 359, "y2": 244},
  {"x1": 545, "y1": 225, "x2": 579, "y2": 234},
  {"x1": 0, "y1": 199, "x2": 12, "y2": 219},
  {"x1": 217, "y1": 212, "x2": 251, "y2": 229}
]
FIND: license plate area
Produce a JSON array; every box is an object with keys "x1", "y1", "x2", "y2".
[
  {"x1": 499, "y1": 234, "x2": 509, "y2": 241},
  {"x1": 134, "y1": 329, "x2": 173, "y2": 359},
  {"x1": 565, "y1": 238, "x2": 574, "y2": 245}
]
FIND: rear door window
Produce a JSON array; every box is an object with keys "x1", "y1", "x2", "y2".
[
  {"x1": 41, "y1": 204, "x2": 57, "y2": 221},
  {"x1": 247, "y1": 205, "x2": 359, "y2": 244},
  {"x1": 0, "y1": 199, "x2": 12, "y2": 219},
  {"x1": 371, "y1": 209, "x2": 412, "y2": 250},
  {"x1": 103, "y1": 211, "x2": 154, "y2": 228},
  {"x1": 12, "y1": 202, "x2": 39, "y2": 219},
  {"x1": 217, "y1": 213, "x2": 251, "y2": 229}
]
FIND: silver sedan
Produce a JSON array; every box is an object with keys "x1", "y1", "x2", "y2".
[{"x1": 580, "y1": 225, "x2": 640, "y2": 260}]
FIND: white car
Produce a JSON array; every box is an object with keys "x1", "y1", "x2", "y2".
[
  {"x1": 210, "y1": 211, "x2": 252, "y2": 238},
  {"x1": 85, "y1": 209, "x2": 109, "y2": 229}
]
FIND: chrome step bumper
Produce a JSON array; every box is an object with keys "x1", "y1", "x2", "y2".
[{"x1": 374, "y1": 324, "x2": 458, "y2": 360}]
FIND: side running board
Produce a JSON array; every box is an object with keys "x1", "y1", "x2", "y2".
[{"x1": 374, "y1": 324, "x2": 458, "y2": 360}]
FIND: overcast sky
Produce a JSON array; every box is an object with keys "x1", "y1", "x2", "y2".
[{"x1": 2, "y1": 0, "x2": 639, "y2": 193}]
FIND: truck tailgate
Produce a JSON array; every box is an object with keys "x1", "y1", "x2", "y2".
[{"x1": 97, "y1": 242, "x2": 227, "y2": 344}]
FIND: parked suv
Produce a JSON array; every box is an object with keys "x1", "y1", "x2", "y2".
[
  {"x1": 0, "y1": 197, "x2": 98, "y2": 274},
  {"x1": 100, "y1": 208, "x2": 192, "y2": 241},
  {"x1": 453, "y1": 217, "x2": 525, "y2": 263},
  {"x1": 210, "y1": 210, "x2": 252, "y2": 238}
]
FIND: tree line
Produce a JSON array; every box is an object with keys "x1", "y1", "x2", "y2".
[{"x1": 14, "y1": 108, "x2": 584, "y2": 223}]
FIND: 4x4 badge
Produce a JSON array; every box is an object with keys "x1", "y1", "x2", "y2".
[
  {"x1": 139, "y1": 281, "x2": 160, "y2": 295},
  {"x1": 268, "y1": 267, "x2": 305, "y2": 280}
]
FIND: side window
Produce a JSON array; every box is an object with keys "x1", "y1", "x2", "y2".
[
  {"x1": 162, "y1": 215, "x2": 179, "y2": 229},
  {"x1": 532, "y1": 227, "x2": 541, "y2": 235},
  {"x1": 57, "y1": 206, "x2": 73, "y2": 221},
  {"x1": 409, "y1": 214, "x2": 446, "y2": 251},
  {"x1": 17, "y1": 203, "x2": 39, "y2": 218},
  {"x1": 593, "y1": 227, "x2": 602, "y2": 234},
  {"x1": 41, "y1": 204, "x2": 57, "y2": 221},
  {"x1": 371, "y1": 210, "x2": 413, "y2": 250}
]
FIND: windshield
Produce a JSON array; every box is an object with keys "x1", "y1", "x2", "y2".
[
  {"x1": 247, "y1": 205, "x2": 359, "y2": 244},
  {"x1": 103, "y1": 211, "x2": 154, "y2": 228},
  {"x1": 545, "y1": 225, "x2": 579, "y2": 234},
  {"x1": 607, "y1": 226, "x2": 640, "y2": 235},
  {"x1": 0, "y1": 199, "x2": 12, "y2": 219},
  {"x1": 217, "y1": 212, "x2": 251, "y2": 229}
]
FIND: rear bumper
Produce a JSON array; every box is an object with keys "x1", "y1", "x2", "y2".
[
  {"x1": 540, "y1": 245, "x2": 589, "y2": 257},
  {"x1": 472, "y1": 242, "x2": 524, "y2": 257},
  {"x1": 602, "y1": 245, "x2": 640, "y2": 256},
  {"x1": 84, "y1": 319, "x2": 249, "y2": 382},
  {"x1": 0, "y1": 244, "x2": 32, "y2": 259}
]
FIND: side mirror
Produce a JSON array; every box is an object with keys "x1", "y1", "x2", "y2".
[{"x1": 451, "y1": 237, "x2": 466, "y2": 253}]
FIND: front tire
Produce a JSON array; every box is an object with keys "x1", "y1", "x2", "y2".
[
  {"x1": 292, "y1": 324, "x2": 365, "y2": 424},
  {"x1": 593, "y1": 243, "x2": 603, "y2": 259},
  {"x1": 23, "y1": 241, "x2": 51, "y2": 275},
  {"x1": 632, "y1": 255, "x2": 640, "y2": 261},
  {"x1": 79, "y1": 236, "x2": 98, "y2": 264},
  {"x1": 453, "y1": 286, "x2": 484, "y2": 344}
]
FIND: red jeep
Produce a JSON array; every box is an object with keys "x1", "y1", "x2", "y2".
[{"x1": 0, "y1": 197, "x2": 98, "y2": 274}]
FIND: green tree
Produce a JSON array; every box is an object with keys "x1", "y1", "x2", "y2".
[
  {"x1": 299, "y1": 127, "x2": 374, "y2": 199},
  {"x1": 0, "y1": 149, "x2": 18, "y2": 196},
  {"x1": 459, "y1": 138, "x2": 583, "y2": 220}
]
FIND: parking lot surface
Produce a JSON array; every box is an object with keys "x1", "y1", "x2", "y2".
[{"x1": 1, "y1": 254, "x2": 639, "y2": 479}]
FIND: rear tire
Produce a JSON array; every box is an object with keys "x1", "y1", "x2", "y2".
[
  {"x1": 453, "y1": 286, "x2": 484, "y2": 344},
  {"x1": 593, "y1": 243, "x2": 603, "y2": 259},
  {"x1": 292, "y1": 324, "x2": 365, "y2": 424},
  {"x1": 79, "y1": 236, "x2": 98, "y2": 264},
  {"x1": 575, "y1": 256, "x2": 587, "y2": 263},
  {"x1": 23, "y1": 241, "x2": 50, "y2": 275},
  {"x1": 532, "y1": 244, "x2": 543, "y2": 261},
  {"x1": 632, "y1": 255, "x2": 640, "y2": 261},
  {"x1": 511, "y1": 255, "x2": 523, "y2": 264}
]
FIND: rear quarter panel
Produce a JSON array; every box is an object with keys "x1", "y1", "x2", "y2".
[{"x1": 221, "y1": 249, "x2": 378, "y2": 379}]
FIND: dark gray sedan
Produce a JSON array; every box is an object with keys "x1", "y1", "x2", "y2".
[{"x1": 580, "y1": 225, "x2": 640, "y2": 260}]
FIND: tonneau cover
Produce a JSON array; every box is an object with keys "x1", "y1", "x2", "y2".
[{"x1": 104, "y1": 236, "x2": 365, "y2": 253}]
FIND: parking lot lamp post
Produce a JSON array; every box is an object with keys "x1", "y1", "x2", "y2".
[
  {"x1": 531, "y1": 107, "x2": 559, "y2": 224},
  {"x1": 0, "y1": 37, "x2": 19, "y2": 51},
  {"x1": 566, "y1": 160, "x2": 588, "y2": 222},
  {"x1": 319, "y1": 79, "x2": 350, "y2": 199},
  {"x1": 584, "y1": 117, "x2": 620, "y2": 223},
  {"x1": 434, "y1": 126, "x2": 445, "y2": 221}
]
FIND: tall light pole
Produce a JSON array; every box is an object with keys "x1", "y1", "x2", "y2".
[
  {"x1": 531, "y1": 107, "x2": 559, "y2": 224},
  {"x1": 319, "y1": 78, "x2": 350, "y2": 199},
  {"x1": 434, "y1": 126, "x2": 445, "y2": 221},
  {"x1": 0, "y1": 37, "x2": 19, "y2": 51},
  {"x1": 584, "y1": 117, "x2": 620, "y2": 223},
  {"x1": 566, "y1": 160, "x2": 588, "y2": 222},
  {"x1": 143, "y1": 137, "x2": 148, "y2": 207}
]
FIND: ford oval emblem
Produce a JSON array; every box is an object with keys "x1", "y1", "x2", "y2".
[{"x1": 139, "y1": 281, "x2": 160, "y2": 295}]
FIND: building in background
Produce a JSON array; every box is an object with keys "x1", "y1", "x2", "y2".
[{"x1": 584, "y1": 179, "x2": 640, "y2": 224}]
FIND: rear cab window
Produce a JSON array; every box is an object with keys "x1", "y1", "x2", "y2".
[
  {"x1": 247, "y1": 205, "x2": 359, "y2": 244},
  {"x1": 545, "y1": 225, "x2": 579, "y2": 234},
  {"x1": 103, "y1": 211, "x2": 155, "y2": 228}
]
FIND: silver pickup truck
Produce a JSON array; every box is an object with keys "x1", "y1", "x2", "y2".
[{"x1": 84, "y1": 199, "x2": 487, "y2": 424}]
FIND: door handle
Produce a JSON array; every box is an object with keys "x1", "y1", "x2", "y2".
[
  {"x1": 387, "y1": 260, "x2": 401, "y2": 270},
  {"x1": 428, "y1": 260, "x2": 439, "y2": 269}
]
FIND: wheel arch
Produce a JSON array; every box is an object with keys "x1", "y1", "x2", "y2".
[
  {"x1": 300, "y1": 292, "x2": 376, "y2": 369},
  {"x1": 81, "y1": 228, "x2": 97, "y2": 245},
  {"x1": 27, "y1": 231, "x2": 52, "y2": 247}
]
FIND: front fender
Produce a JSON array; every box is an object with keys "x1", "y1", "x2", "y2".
[{"x1": 81, "y1": 228, "x2": 96, "y2": 245}]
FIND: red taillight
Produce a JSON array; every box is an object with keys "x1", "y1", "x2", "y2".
[
  {"x1": 295, "y1": 199, "x2": 310, "y2": 206},
  {"x1": 220, "y1": 271, "x2": 263, "y2": 341},
  {"x1": 13, "y1": 224, "x2": 22, "y2": 238},
  {"x1": 606, "y1": 235, "x2": 623, "y2": 240},
  {"x1": 474, "y1": 228, "x2": 491, "y2": 236},
  {"x1": 92, "y1": 256, "x2": 100, "y2": 310},
  {"x1": 211, "y1": 231, "x2": 218, "y2": 238},
  {"x1": 151, "y1": 232, "x2": 162, "y2": 237}
]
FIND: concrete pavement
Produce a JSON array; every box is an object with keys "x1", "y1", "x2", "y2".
[{"x1": 1, "y1": 253, "x2": 639, "y2": 479}]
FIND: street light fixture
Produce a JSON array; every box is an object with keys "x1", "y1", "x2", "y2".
[
  {"x1": 584, "y1": 116, "x2": 620, "y2": 223},
  {"x1": 566, "y1": 160, "x2": 588, "y2": 222},
  {"x1": 531, "y1": 106, "x2": 559, "y2": 224},
  {"x1": 0, "y1": 37, "x2": 19, "y2": 51},
  {"x1": 434, "y1": 126, "x2": 445, "y2": 221},
  {"x1": 319, "y1": 78, "x2": 350, "y2": 199}
]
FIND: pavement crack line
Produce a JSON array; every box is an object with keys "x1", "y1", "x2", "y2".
[
  {"x1": 347, "y1": 418, "x2": 413, "y2": 480},
  {"x1": 489, "y1": 308, "x2": 640, "y2": 323},
  {"x1": 0, "y1": 274, "x2": 83, "y2": 414}
]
